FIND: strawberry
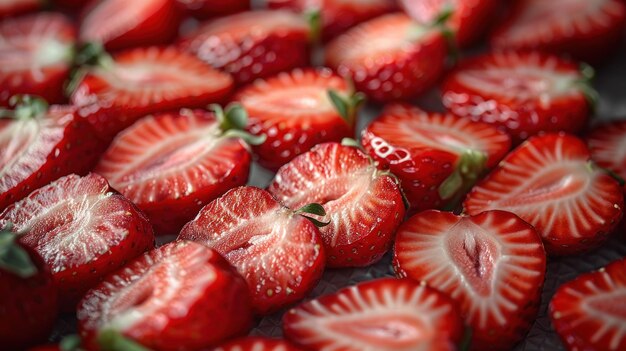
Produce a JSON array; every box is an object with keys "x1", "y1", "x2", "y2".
[
  {"x1": 464, "y1": 133, "x2": 624, "y2": 255},
  {"x1": 176, "y1": 0, "x2": 250, "y2": 19},
  {"x1": 0, "y1": 173, "x2": 155, "y2": 309},
  {"x1": 361, "y1": 104, "x2": 511, "y2": 213},
  {"x1": 78, "y1": 240, "x2": 253, "y2": 351},
  {"x1": 267, "y1": 0, "x2": 397, "y2": 41},
  {"x1": 69, "y1": 45, "x2": 234, "y2": 141},
  {"x1": 0, "y1": 13, "x2": 76, "y2": 106},
  {"x1": 393, "y1": 210, "x2": 546, "y2": 351},
  {"x1": 0, "y1": 96, "x2": 102, "y2": 212},
  {"x1": 178, "y1": 186, "x2": 326, "y2": 314},
  {"x1": 587, "y1": 120, "x2": 626, "y2": 189},
  {"x1": 325, "y1": 12, "x2": 447, "y2": 103},
  {"x1": 283, "y1": 278, "x2": 465, "y2": 351},
  {"x1": 550, "y1": 258, "x2": 626, "y2": 351},
  {"x1": 233, "y1": 68, "x2": 363, "y2": 170},
  {"x1": 94, "y1": 106, "x2": 255, "y2": 235},
  {"x1": 490, "y1": 0, "x2": 626, "y2": 64},
  {"x1": 79, "y1": 0, "x2": 183, "y2": 51},
  {"x1": 0, "y1": 0, "x2": 41, "y2": 18},
  {"x1": 268, "y1": 142, "x2": 405, "y2": 267},
  {"x1": 442, "y1": 51, "x2": 593, "y2": 143},
  {"x1": 0, "y1": 225, "x2": 59, "y2": 350},
  {"x1": 214, "y1": 337, "x2": 303, "y2": 351},
  {"x1": 178, "y1": 10, "x2": 312, "y2": 85}
]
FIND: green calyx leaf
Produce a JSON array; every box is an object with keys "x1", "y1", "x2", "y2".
[
  {"x1": 60, "y1": 334, "x2": 82, "y2": 351},
  {"x1": 458, "y1": 327, "x2": 473, "y2": 351},
  {"x1": 575, "y1": 63, "x2": 599, "y2": 113},
  {"x1": 98, "y1": 330, "x2": 150, "y2": 351},
  {"x1": 296, "y1": 203, "x2": 331, "y2": 227},
  {"x1": 328, "y1": 88, "x2": 365, "y2": 127},
  {"x1": 0, "y1": 95, "x2": 49, "y2": 120},
  {"x1": 341, "y1": 138, "x2": 361, "y2": 149},
  {"x1": 305, "y1": 9, "x2": 322, "y2": 43},
  {"x1": 433, "y1": 5, "x2": 454, "y2": 27},
  {"x1": 0, "y1": 223, "x2": 37, "y2": 279},
  {"x1": 587, "y1": 161, "x2": 625, "y2": 187},
  {"x1": 65, "y1": 42, "x2": 114, "y2": 97},
  {"x1": 212, "y1": 103, "x2": 267, "y2": 146},
  {"x1": 439, "y1": 149, "x2": 488, "y2": 201}
]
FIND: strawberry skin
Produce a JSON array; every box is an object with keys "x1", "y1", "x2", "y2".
[
  {"x1": 179, "y1": 10, "x2": 312, "y2": 85},
  {"x1": 550, "y1": 258, "x2": 626, "y2": 351},
  {"x1": 0, "y1": 173, "x2": 155, "y2": 309},
  {"x1": 393, "y1": 210, "x2": 546, "y2": 351},
  {"x1": 70, "y1": 46, "x2": 234, "y2": 141},
  {"x1": 490, "y1": 0, "x2": 626, "y2": 64},
  {"x1": 464, "y1": 133, "x2": 624, "y2": 255},
  {"x1": 80, "y1": 0, "x2": 183, "y2": 51},
  {"x1": 78, "y1": 241, "x2": 253, "y2": 351},
  {"x1": 443, "y1": 51, "x2": 592, "y2": 143},
  {"x1": 176, "y1": 0, "x2": 250, "y2": 19},
  {"x1": 179, "y1": 186, "x2": 326, "y2": 314},
  {"x1": 214, "y1": 337, "x2": 303, "y2": 351},
  {"x1": 268, "y1": 142, "x2": 405, "y2": 267},
  {"x1": 234, "y1": 68, "x2": 360, "y2": 170},
  {"x1": 361, "y1": 104, "x2": 511, "y2": 213},
  {"x1": 325, "y1": 12, "x2": 447, "y2": 103},
  {"x1": 283, "y1": 277, "x2": 464, "y2": 351},
  {"x1": 0, "y1": 0, "x2": 41, "y2": 18},
  {"x1": 0, "y1": 13, "x2": 76, "y2": 106},
  {"x1": 95, "y1": 109, "x2": 251, "y2": 235}
]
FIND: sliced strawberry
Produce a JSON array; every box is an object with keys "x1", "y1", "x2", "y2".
[
  {"x1": 325, "y1": 12, "x2": 447, "y2": 103},
  {"x1": 361, "y1": 104, "x2": 511, "y2": 213},
  {"x1": 399, "y1": 0, "x2": 499, "y2": 47},
  {"x1": 442, "y1": 51, "x2": 592, "y2": 143},
  {"x1": 268, "y1": 142, "x2": 405, "y2": 267},
  {"x1": 80, "y1": 0, "x2": 183, "y2": 51},
  {"x1": 78, "y1": 240, "x2": 253, "y2": 350},
  {"x1": 283, "y1": 278, "x2": 464, "y2": 351},
  {"x1": 0, "y1": 0, "x2": 41, "y2": 18},
  {"x1": 588, "y1": 120, "x2": 626, "y2": 187},
  {"x1": 464, "y1": 133, "x2": 624, "y2": 255},
  {"x1": 234, "y1": 68, "x2": 362, "y2": 170},
  {"x1": 0, "y1": 13, "x2": 76, "y2": 105},
  {"x1": 95, "y1": 106, "x2": 252, "y2": 235},
  {"x1": 0, "y1": 173, "x2": 155, "y2": 309},
  {"x1": 70, "y1": 46, "x2": 234, "y2": 141},
  {"x1": 550, "y1": 258, "x2": 626, "y2": 351},
  {"x1": 393, "y1": 210, "x2": 546, "y2": 351},
  {"x1": 179, "y1": 10, "x2": 312, "y2": 85},
  {"x1": 178, "y1": 186, "x2": 326, "y2": 314},
  {"x1": 176, "y1": 0, "x2": 249, "y2": 19},
  {"x1": 490, "y1": 0, "x2": 626, "y2": 64},
  {"x1": 214, "y1": 337, "x2": 303, "y2": 351},
  {"x1": 268, "y1": 0, "x2": 397, "y2": 41},
  {"x1": 0, "y1": 97, "x2": 102, "y2": 211}
]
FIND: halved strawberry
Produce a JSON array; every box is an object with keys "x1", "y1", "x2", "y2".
[
  {"x1": 0, "y1": 13, "x2": 76, "y2": 106},
  {"x1": 79, "y1": 0, "x2": 183, "y2": 51},
  {"x1": 233, "y1": 68, "x2": 363, "y2": 170},
  {"x1": 95, "y1": 106, "x2": 253, "y2": 235},
  {"x1": 442, "y1": 51, "x2": 593, "y2": 143},
  {"x1": 0, "y1": 0, "x2": 41, "y2": 18},
  {"x1": 464, "y1": 133, "x2": 624, "y2": 255},
  {"x1": 490, "y1": 0, "x2": 626, "y2": 64},
  {"x1": 0, "y1": 173, "x2": 155, "y2": 309},
  {"x1": 214, "y1": 337, "x2": 303, "y2": 351},
  {"x1": 399, "y1": 0, "x2": 499, "y2": 47},
  {"x1": 268, "y1": 0, "x2": 397, "y2": 41},
  {"x1": 178, "y1": 10, "x2": 312, "y2": 85},
  {"x1": 0, "y1": 96, "x2": 102, "y2": 212},
  {"x1": 283, "y1": 278, "x2": 464, "y2": 351},
  {"x1": 70, "y1": 46, "x2": 234, "y2": 141},
  {"x1": 325, "y1": 12, "x2": 447, "y2": 102},
  {"x1": 361, "y1": 104, "x2": 511, "y2": 213},
  {"x1": 550, "y1": 258, "x2": 626, "y2": 351},
  {"x1": 176, "y1": 0, "x2": 249, "y2": 19},
  {"x1": 588, "y1": 120, "x2": 626, "y2": 187},
  {"x1": 268, "y1": 142, "x2": 405, "y2": 267},
  {"x1": 393, "y1": 210, "x2": 546, "y2": 351},
  {"x1": 78, "y1": 240, "x2": 253, "y2": 350},
  {"x1": 178, "y1": 186, "x2": 326, "y2": 314}
]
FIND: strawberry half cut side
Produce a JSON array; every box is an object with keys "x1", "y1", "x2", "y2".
[
  {"x1": 587, "y1": 120, "x2": 626, "y2": 188},
  {"x1": 393, "y1": 210, "x2": 546, "y2": 351},
  {"x1": 78, "y1": 241, "x2": 253, "y2": 351},
  {"x1": 176, "y1": 0, "x2": 250, "y2": 19},
  {"x1": 283, "y1": 277, "x2": 464, "y2": 351},
  {"x1": 0, "y1": 173, "x2": 155, "y2": 309},
  {"x1": 213, "y1": 337, "x2": 303, "y2": 351},
  {"x1": 178, "y1": 186, "x2": 326, "y2": 314},
  {"x1": 0, "y1": 0, "x2": 41, "y2": 18}
]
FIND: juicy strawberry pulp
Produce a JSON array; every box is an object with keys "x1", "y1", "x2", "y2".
[
  {"x1": 95, "y1": 109, "x2": 250, "y2": 235},
  {"x1": 78, "y1": 241, "x2": 253, "y2": 350},
  {"x1": 214, "y1": 337, "x2": 303, "y2": 351},
  {"x1": 0, "y1": 13, "x2": 75, "y2": 105},
  {"x1": 464, "y1": 133, "x2": 624, "y2": 255},
  {"x1": 588, "y1": 120, "x2": 626, "y2": 187},
  {"x1": 0, "y1": 0, "x2": 41, "y2": 17},
  {"x1": 393, "y1": 210, "x2": 546, "y2": 351},
  {"x1": 179, "y1": 186, "x2": 325, "y2": 314},
  {"x1": 268, "y1": 142, "x2": 405, "y2": 267},
  {"x1": 176, "y1": 0, "x2": 250, "y2": 19},
  {"x1": 0, "y1": 173, "x2": 155, "y2": 308},
  {"x1": 443, "y1": 51, "x2": 590, "y2": 143},
  {"x1": 235, "y1": 68, "x2": 355, "y2": 170},
  {"x1": 325, "y1": 12, "x2": 447, "y2": 102},
  {"x1": 179, "y1": 10, "x2": 311, "y2": 85},
  {"x1": 283, "y1": 278, "x2": 464, "y2": 351}
]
